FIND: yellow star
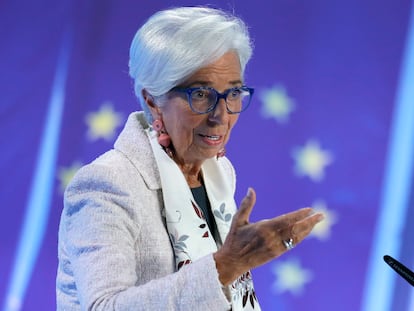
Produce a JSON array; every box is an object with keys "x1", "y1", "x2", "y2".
[
  {"x1": 309, "y1": 200, "x2": 338, "y2": 240},
  {"x1": 260, "y1": 85, "x2": 295, "y2": 123},
  {"x1": 292, "y1": 139, "x2": 333, "y2": 182},
  {"x1": 85, "y1": 102, "x2": 123, "y2": 141},
  {"x1": 57, "y1": 161, "x2": 83, "y2": 193},
  {"x1": 272, "y1": 259, "x2": 313, "y2": 295}
]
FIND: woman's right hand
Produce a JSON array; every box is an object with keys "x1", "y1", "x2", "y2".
[{"x1": 213, "y1": 187, "x2": 324, "y2": 286}]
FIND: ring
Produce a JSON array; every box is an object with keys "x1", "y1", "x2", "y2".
[{"x1": 283, "y1": 238, "x2": 295, "y2": 250}]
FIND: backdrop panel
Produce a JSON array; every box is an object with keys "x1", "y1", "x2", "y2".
[{"x1": 1, "y1": 1, "x2": 413, "y2": 310}]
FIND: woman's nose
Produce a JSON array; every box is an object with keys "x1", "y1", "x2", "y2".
[{"x1": 208, "y1": 98, "x2": 228, "y2": 124}]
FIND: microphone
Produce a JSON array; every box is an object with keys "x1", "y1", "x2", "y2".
[{"x1": 383, "y1": 255, "x2": 414, "y2": 286}]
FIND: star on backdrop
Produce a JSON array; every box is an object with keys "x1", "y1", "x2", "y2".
[
  {"x1": 85, "y1": 102, "x2": 123, "y2": 141},
  {"x1": 57, "y1": 161, "x2": 83, "y2": 194},
  {"x1": 272, "y1": 258, "x2": 313, "y2": 295},
  {"x1": 259, "y1": 85, "x2": 295, "y2": 124},
  {"x1": 292, "y1": 139, "x2": 333, "y2": 182}
]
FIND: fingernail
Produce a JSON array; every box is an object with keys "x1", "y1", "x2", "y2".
[
  {"x1": 246, "y1": 187, "x2": 252, "y2": 198},
  {"x1": 307, "y1": 208, "x2": 316, "y2": 215},
  {"x1": 316, "y1": 213, "x2": 325, "y2": 222}
]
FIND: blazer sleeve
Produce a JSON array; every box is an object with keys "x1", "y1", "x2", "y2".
[{"x1": 57, "y1": 159, "x2": 231, "y2": 311}]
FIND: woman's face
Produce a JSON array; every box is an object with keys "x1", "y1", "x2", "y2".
[{"x1": 157, "y1": 52, "x2": 242, "y2": 165}]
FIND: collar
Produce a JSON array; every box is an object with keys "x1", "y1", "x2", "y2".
[{"x1": 114, "y1": 111, "x2": 161, "y2": 190}]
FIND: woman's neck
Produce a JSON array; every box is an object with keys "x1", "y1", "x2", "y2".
[
  {"x1": 186, "y1": 175, "x2": 202, "y2": 188},
  {"x1": 177, "y1": 162, "x2": 203, "y2": 188}
]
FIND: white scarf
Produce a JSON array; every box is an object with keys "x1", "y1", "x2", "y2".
[{"x1": 147, "y1": 128, "x2": 260, "y2": 310}]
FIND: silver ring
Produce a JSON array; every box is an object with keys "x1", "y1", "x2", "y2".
[{"x1": 283, "y1": 238, "x2": 295, "y2": 250}]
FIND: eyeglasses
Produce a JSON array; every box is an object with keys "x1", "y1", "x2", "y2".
[{"x1": 170, "y1": 86, "x2": 254, "y2": 114}]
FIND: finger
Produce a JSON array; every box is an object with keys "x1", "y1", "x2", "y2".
[
  {"x1": 233, "y1": 187, "x2": 256, "y2": 227},
  {"x1": 287, "y1": 207, "x2": 315, "y2": 222},
  {"x1": 271, "y1": 207, "x2": 314, "y2": 227},
  {"x1": 291, "y1": 212, "x2": 325, "y2": 241}
]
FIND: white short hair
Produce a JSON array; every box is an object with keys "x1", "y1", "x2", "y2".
[{"x1": 128, "y1": 6, "x2": 253, "y2": 122}]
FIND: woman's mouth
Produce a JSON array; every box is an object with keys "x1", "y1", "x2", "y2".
[
  {"x1": 199, "y1": 134, "x2": 223, "y2": 145},
  {"x1": 202, "y1": 135, "x2": 220, "y2": 140}
]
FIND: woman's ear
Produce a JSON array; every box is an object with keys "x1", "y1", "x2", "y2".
[
  {"x1": 142, "y1": 89, "x2": 161, "y2": 119},
  {"x1": 142, "y1": 89, "x2": 156, "y2": 108}
]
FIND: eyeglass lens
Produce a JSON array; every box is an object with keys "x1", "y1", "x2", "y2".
[{"x1": 190, "y1": 88, "x2": 251, "y2": 113}]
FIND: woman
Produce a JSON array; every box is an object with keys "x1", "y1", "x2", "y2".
[{"x1": 56, "y1": 6, "x2": 324, "y2": 311}]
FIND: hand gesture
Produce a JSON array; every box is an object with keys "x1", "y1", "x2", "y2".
[{"x1": 214, "y1": 187, "x2": 324, "y2": 286}]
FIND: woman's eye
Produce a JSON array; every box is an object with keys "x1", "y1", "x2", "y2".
[
  {"x1": 192, "y1": 90, "x2": 208, "y2": 100},
  {"x1": 229, "y1": 89, "x2": 241, "y2": 99}
]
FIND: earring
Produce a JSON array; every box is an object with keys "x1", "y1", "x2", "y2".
[
  {"x1": 158, "y1": 132, "x2": 171, "y2": 148},
  {"x1": 216, "y1": 148, "x2": 226, "y2": 159},
  {"x1": 152, "y1": 119, "x2": 173, "y2": 157},
  {"x1": 152, "y1": 119, "x2": 163, "y2": 132}
]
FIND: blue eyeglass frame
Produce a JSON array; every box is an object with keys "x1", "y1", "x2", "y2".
[{"x1": 170, "y1": 85, "x2": 255, "y2": 114}]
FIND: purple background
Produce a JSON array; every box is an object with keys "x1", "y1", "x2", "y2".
[{"x1": 1, "y1": 0, "x2": 414, "y2": 310}]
